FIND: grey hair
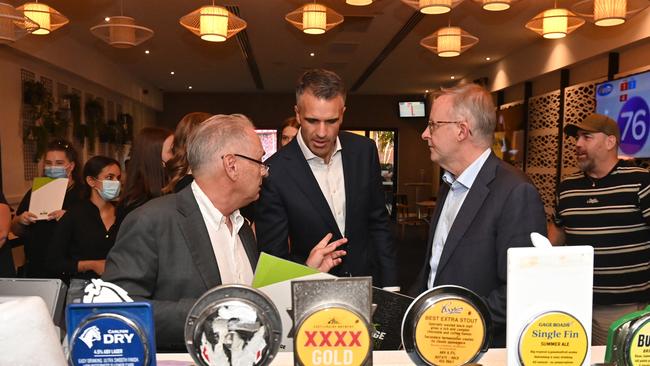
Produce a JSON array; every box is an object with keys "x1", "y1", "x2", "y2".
[
  {"x1": 186, "y1": 114, "x2": 255, "y2": 176},
  {"x1": 437, "y1": 83, "x2": 496, "y2": 145},
  {"x1": 295, "y1": 68, "x2": 346, "y2": 103}
]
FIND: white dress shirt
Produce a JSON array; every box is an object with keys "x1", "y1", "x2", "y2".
[
  {"x1": 191, "y1": 181, "x2": 254, "y2": 285},
  {"x1": 296, "y1": 130, "x2": 346, "y2": 236},
  {"x1": 427, "y1": 148, "x2": 492, "y2": 288}
]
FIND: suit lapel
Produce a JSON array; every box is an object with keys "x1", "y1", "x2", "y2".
[
  {"x1": 435, "y1": 154, "x2": 498, "y2": 279},
  {"x1": 283, "y1": 140, "x2": 342, "y2": 237},
  {"x1": 176, "y1": 187, "x2": 222, "y2": 289},
  {"x1": 340, "y1": 134, "x2": 354, "y2": 237},
  {"x1": 239, "y1": 222, "x2": 259, "y2": 269}
]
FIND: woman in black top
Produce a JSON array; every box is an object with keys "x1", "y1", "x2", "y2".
[
  {"x1": 119, "y1": 127, "x2": 173, "y2": 217},
  {"x1": 48, "y1": 156, "x2": 121, "y2": 283},
  {"x1": 0, "y1": 189, "x2": 12, "y2": 277},
  {"x1": 11, "y1": 139, "x2": 84, "y2": 278}
]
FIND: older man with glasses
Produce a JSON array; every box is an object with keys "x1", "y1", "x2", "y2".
[
  {"x1": 103, "y1": 114, "x2": 346, "y2": 351},
  {"x1": 411, "y1": 83, "x2": 547, "y2": 347}
]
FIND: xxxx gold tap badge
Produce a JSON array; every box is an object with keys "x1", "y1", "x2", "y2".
[
  {"x1": 518, "y1": 311, "x2": 588, "y2": 366},
  {"x1": 628, "y1": 317, "x2": 650, "y2": 366},
  {"x1": 413, "y1": 298, "x2": 485, "y2": 366},
  {"x1": 295, "y1": 307, "x2": 371, "y2": 366}
]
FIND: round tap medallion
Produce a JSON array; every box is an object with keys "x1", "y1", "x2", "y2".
[
  {"x1": 518, "y1": 311, "x2": 588, "y2": 366},
  {"x1": 626, "y1": 313, "x2": 650, "y2": 366},
  {"x1": 295, "y1": 306, "x2": 372, "y2": 366},
  {"x1": 185, "y1": 285, "x2": 282, "y2": 366}
]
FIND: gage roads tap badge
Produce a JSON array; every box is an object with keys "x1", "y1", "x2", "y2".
[{"x1": 292, "y1": 277, "x2": 373, "y2": 366}]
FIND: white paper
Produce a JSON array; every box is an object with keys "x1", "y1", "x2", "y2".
[{"x1": 28, "y1": 177, "x2": 68, "y2": 220}]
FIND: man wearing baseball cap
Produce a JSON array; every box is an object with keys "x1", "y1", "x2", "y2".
[{"x1": 552, "y1": 113, "x2": 650, "y2": 345}]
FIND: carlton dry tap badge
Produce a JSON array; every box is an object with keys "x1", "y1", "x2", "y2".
[
  {"x1": 184, "y1": 285, "x2": 282, "y2": 366},
  {"x1": 292, "y1": 277, "x2": 373, "y2": 366},
  {"x1": 517, "y1": 311, "x2": 588, "y2": 366},
  {"x1": 605, "y1": 305, "x2": 650, "y2": 366},
  {"x1": 67, "y1": 302, "x2": 156, "y2": 366},
  {"x1": 401, "y1": 285, "x2": 492, "y2": 366}
]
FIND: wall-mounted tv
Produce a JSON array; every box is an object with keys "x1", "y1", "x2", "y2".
[
  {"x1": 596, "y1": 70, "x2": 650, "y2": 158},
  {"x1": 398, "y1": 101, "x2": 426, "y2": 118}
]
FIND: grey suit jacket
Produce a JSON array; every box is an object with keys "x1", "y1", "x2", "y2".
[
  {"x1": 103, "y1": 186, "x2": 258, "y2": 350},
  {"x1": 413, "y1": 153, "x2": 547, "y2": 347}
]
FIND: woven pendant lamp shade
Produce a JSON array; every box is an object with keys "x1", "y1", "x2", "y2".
[
  {"x1": 90, "y1": 16, "x2": 153, "y2": 48},
  {"x1": 0, "y1": 2, "x2": 38, "y2": 43},
  {"x1": 400, "y1": 0, "x2": 464, "y2": 15},
  {"x1": 472, "y1": 0, "x2": 518, "y2": 11},
  {"x1": 525, "y1": 7, "x2": 585, "y2": 39},
  {"x1": 285, "y1": 3, "x2": 343, "y2": 34},
  {"x1": 18, "y1": 2, "x2": 68, "y2": 35},
  {"x1": 420, "y1": 26, "x2": 478, "y2": 57},
  {"x1": 572, "y1": 0, "x2": 649, "y2": 27},
  {"x1": 180, "y1": 4, "x2": 246, "y2": 42},
  {"x1": 346, "y1": 0, "x2": 373, "y2": 5}
]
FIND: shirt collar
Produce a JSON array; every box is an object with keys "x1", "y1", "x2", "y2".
[
  {"x1": 191, "y1": 180, "x2": 244, "y2": 233},
  {"x1": 296, "y1": 128, "x2": 342, "y2": 163},
  {"x1": 442, "y1": 148, "x2": 492, "y2": 190}
]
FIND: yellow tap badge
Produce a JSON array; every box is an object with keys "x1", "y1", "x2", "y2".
[
  {"x1": 628, "y1": 316, "x2": 650, "y2": 366},
  {"x1": 413, "y1": 298, "x2": 485, "y2": 366},
  {"x1": 295, "y1": 307, "x2": 371, "y2": 366},
  {"x1": 518, "y1": 311, "x2": 588, "y2": 366}
]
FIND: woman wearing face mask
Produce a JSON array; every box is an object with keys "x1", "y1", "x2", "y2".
[
  {"x1": 11, "y1": 139, "x2": 84, "y2": 278},
  {"x1": 119, "y1": 127, "x2": 173, "y2": 219},
  {"x1": 48, "y1": 156, "x2": 121, "y2": 283}
]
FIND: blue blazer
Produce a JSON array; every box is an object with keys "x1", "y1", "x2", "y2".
[{"x1": 256, "y1": 132, "x2": 398, "y2": 287}]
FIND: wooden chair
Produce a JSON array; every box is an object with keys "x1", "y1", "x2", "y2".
[{"x1": 395, "y1": 193, "x2": 426, "y2": 238}]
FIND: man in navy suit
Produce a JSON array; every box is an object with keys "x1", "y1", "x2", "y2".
[
  {"x1": 412, "y1": 83, "x2": 547, "y2": 347},
  {"x1": 256, "y1": 69, "x2": 398, "y2": 289}
]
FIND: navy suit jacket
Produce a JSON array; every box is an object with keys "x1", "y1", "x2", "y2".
[
  {"x1": 412, "y1": 153, "x2": 547, "y2": 347},
  {"x1": 103, "y1": 186, "x2": 259, "y2": 350},
  {"x1": 256, "y1": 132, "x2": 398, "y2": 287}
]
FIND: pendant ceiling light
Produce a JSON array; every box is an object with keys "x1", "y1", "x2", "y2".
[
  {"x1": 572, "y1": 0, "x2": 649, "y2": 27},
  {"x1": 285, "y1": 3, "x2": 343, "y2": 35},
  {"x1": 0, "y1": 2, "x2": 39, "y2": 43},
  {"x1": 90, "y1": 1, "x2": 153, "y2": 48},
  {"x1": 17, "y1": 1, "x2": 67, "y2": 35},
  {"x1": 525, "y1": 1, "x2": 585, "y2": 39},
  {"x1": 420, "y1": 26, "x2": 478, "y2": 57},
  {"x1": 400, "y1": 0, "x2": 465, "y2": 15},
  {"x1": 180, "y1": 2, "x2": 246, "y2": 42},
  {"x1": 346, "y1": 0, "x2": 373, "y2": 5},
  {"x1": 472, "y1": 0, "x2": 518, "y2": 11}
]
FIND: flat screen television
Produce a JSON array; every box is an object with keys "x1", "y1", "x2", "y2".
[
  {"x1": 398, "y1": 101, "x2": 426, "y2": 118},
  {"x1": 596, "y1": 69, "x2": 650, "y2": 158}
]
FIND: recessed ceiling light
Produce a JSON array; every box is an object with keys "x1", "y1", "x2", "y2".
[
  {"x1": 170, "y1": 71, "x2": 175, "y2": 75},
  {"x1": 145, "y1": 50, "x2": 150, "y2": 54},
  {"x1": 425, "y1": 89, "x2": 429, "y2": 93},
  {"x1": 104, "y1": 17, "x2": 110, "y2": 22},
  {"x1": 188, "y1": 86, "x2": 193, "y2": 90},
  {"x1": 309, "y1": 52, "x2": 315, "y2": 57},
  {"x1": 450, "y1": 76, "x2": 455, "y2": 80},
  {"x1": 485, "y1": 57, "x2": 491, "y2": 61}
]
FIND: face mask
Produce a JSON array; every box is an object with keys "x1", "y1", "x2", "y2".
[
  {"x1": 96, "y1": 180, "x2": 121, "y2": 201},
  {"x1": 44, "y1": 165, "x2": 68, "y2": 179}
]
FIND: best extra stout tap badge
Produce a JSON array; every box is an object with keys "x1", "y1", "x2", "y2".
[
  {"x1": 292, "y1": 277, "x2": 373, "y2": 366},
  {"x1": 401, "y1": 286, "x2": 492, "y2": 366}
]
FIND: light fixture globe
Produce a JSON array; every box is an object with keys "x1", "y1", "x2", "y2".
[
  {"x1": 90, "y1": 16, "x2": 154, "y2": 48},
  {"x1": 0, "y1": 2, "x2": 39, "y2": 43},
  {"x1": 18, "y1": 1, "x2": 68, "y2": 35},
  {"x1": 472, "y1": 0, "x2": 518, "y2": 11},
  {"x1": 400, "y1": 0, "x2": 465, "y2": 15},
  {"x1": 572, "y1": 0, "x2": 649, "y2": 27},
  {"x1": 525, "y1": 7, "x2": 585, "y2": 39},
  {"x1": 285, "y1": 3, "x2": 343, "y2": 35},
  {"x1": 179, "y1": 4, "x2": 247, "y2": 42},
  {"x1": 420, "y1": 26, "x2": 478, "y2": 57},
  {"x1": 346, "y1": 0, "x2": 373, "y2": 5}
]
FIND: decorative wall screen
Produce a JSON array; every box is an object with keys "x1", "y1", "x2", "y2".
[
  {"x1": 21, "y1": 69, "x2": 37, "y2": 180},
  {"x1": 526, "y1": 90, "x2": 561, "y2": 220}
]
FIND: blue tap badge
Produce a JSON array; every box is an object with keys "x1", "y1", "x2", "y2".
[{"x1": 67, "y1": 302, "x2": 156, "y2": 366}]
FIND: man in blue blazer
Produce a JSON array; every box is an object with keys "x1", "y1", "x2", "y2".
[
  {"x1": 412, "y1": 83, "x2": 547, "y2": 347},
  {"x1": 256, "y1": 69, "x2": 399, "y2": 289}
]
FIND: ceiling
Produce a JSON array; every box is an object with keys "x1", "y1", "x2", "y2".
[{"x1": 11, "y1": 0, "x2": 649, "y2": 95}]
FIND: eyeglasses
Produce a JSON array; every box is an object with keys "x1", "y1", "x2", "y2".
[
  {"x1": 222, "y1": 153, "x2": 270, "y2": 175},
  {"x1": 427, "y1": 120, "x2": 472, "y2": 136}
]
